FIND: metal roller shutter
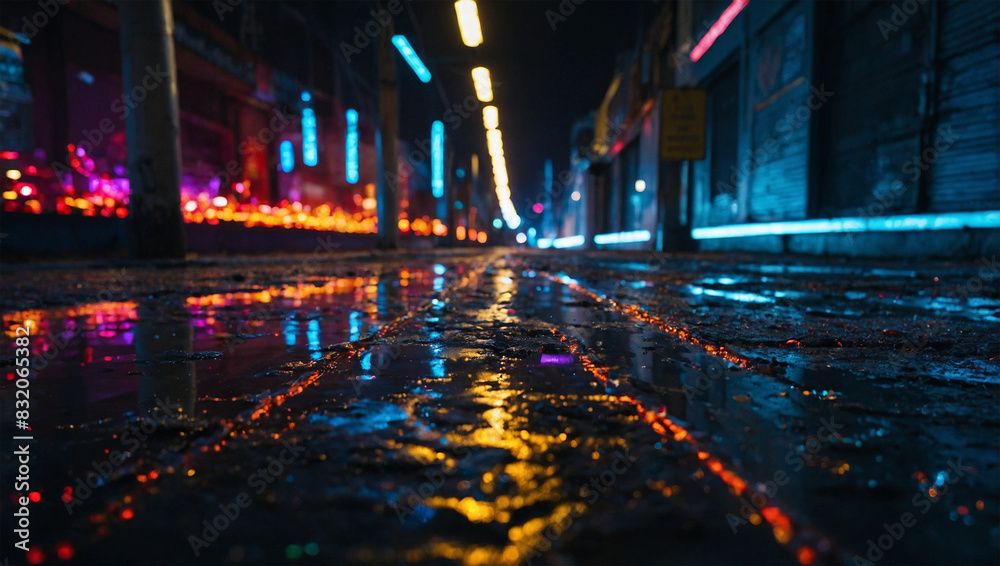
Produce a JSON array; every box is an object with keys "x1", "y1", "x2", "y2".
[
  {"x1": 817, "y1": 0, "x2": 929, "y2": 216},
  {"x1": 748, "y1": 5, "x2": 809, "y2": 222},
  {"x1": 926, "y1": 0, "x2": 1000, "y2": 212}
]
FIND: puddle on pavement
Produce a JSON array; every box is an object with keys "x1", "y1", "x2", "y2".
[
  {"x1": 2, "y1": 263, "x2": 458, "y2": 428},
  {"x1": 2, "y1": 255, "x2": 995, "y2": 566}
]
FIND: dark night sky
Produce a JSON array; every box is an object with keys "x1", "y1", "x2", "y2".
[{"x1": 399, "y1": 0, "x2": 653, "y2": 207}]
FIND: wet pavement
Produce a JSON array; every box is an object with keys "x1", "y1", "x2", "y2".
[{"x1": 1, "y1": 249, "x2": 997, "y2": 565}]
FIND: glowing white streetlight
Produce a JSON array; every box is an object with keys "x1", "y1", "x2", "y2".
[
  {"x1": 486, "y1": 129, "x2": 504, "y2": 156},
  {"x1": 483, "y1": 105, "x2": 499, "y2": 130},
  {"x1": 471, "y1": 67, "x2": 493, "y2": 102},
  {"x1": 454, "y1": 0, "x2": 484, "y2": 47}
]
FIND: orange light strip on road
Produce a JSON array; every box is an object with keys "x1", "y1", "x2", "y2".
[
  {"x1": 547, "y1": 271, "x2": 753, "y2": 369},
  {"x1": 554, "y1": 329, "x2": 830, "y2": 564}
]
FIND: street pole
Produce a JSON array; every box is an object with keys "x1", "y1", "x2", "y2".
[
  {"x1": 446, "y1": 144, "x2": 456, "y2": 247},
  {"x1": 118, "y1": 0, "x2": 186, "y2": 259},
  {"x1": 375, "y1": 16, "x2": 399, "y2": 250}
]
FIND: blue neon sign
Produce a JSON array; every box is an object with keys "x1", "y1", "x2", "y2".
[
  {"x1": 346, "y1": 109, "x2": 359, "y2": 184},
  {"x1": 690, "y1": 211, "x2": 1000, "y2": 239},
  {"x1": 279, "y1": 140, "x2": 294, "y2": 173},
  {"x1": 301, "y1": 92, "x2": 317, "y2": 167},
  {"x1": 391, "y1": 35, "x2": 432, "y2": 83},
  {"x1": 431, "y1": 120, "x2": 444, "y2": 198}
]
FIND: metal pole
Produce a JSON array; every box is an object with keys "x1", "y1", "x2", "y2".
[
  {"x1": 375, "y1": 16, "x2": 399, "y2": 250},
  {"x1": 119, "y1": 0, "x2": 186, "y2": 259},
  {"x1": 446, "y1": 143, "x2": 456, "y2": 247}
]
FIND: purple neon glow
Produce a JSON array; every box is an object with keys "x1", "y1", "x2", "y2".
[{"x1": 540, "y1": 354, "x2": 574, "y2": 365}]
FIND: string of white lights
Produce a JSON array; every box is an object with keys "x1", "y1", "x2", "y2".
[{"x1": 455, "y1": 1, "x2": 521, "y2": 230}]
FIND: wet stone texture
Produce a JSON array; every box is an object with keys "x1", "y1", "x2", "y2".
[{"x1": 1, "y1": 249, "x2": 997, "y2": 565}]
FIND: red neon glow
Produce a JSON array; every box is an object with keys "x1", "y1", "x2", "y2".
[
  {"x1": 689, "y1": 0, "x2": 749, "y2": 62},
  {"x1": 26, "y1": 546, "x2": 44, "y2": 564},
  {"x1": 56, "y1": 542, "x2": 75, "y2": 561}
]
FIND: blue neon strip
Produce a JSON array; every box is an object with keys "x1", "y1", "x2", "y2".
[
  {"x1": 391, "y1": 35, "x2": 432, "y2": 83},
  {"x1": 431, "y1": 121, "x2": 444, "y2": 198},
  {"x1": 690, "y1": 211, "x2": 1000, "y2": 239},
  {"x1": 302, "y1": 107, "x2": 318, "y2": 167},
  {"x1": 279, "y1": 140, "x2": 294, "y2": 173},
  {"x1": 345, "y1": 109, "x2": 359, "y2": 184},
  {"x1": 553, "y1": 235, "x2": 585, "y2": 248},
  {"x1": 594, "y1": 230, "x2": 652, "y2": 245}
]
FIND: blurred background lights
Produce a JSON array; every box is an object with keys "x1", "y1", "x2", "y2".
[
  {"x1": 279, "y1": 140, "x2": 294, "y2": 173},
  {"x1": 392, "y1": 35, "x2": 432, "y2": 83},
  {"x1": 471, "y1": 67, "x2": 493, "y2": 102},
  {"x1": 454, "y1": 0, "x2": 484, "y2": 47}
]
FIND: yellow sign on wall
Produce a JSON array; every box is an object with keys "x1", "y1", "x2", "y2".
[{"x1": 660, "y1": 89, "x2": 707, "y2": 161}]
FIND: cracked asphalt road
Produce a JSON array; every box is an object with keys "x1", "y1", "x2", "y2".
[{"x1": 2, "y1": 249, "x2": 997, "y2": 565}]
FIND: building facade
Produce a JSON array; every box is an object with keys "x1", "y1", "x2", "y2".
[
  {"x1": 2, "y1": 0, "x2": 385, "y2": 218},
  {"x1": 572, "y1": 0, "x2": 999, "y2": 256}
]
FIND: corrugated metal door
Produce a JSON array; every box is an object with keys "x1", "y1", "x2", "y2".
[
  {"x1": 707, "y1": 63, "x2": 740, "y2": 225},
  {"x1": 748, "y1": 4, "x2": 810, "y2": 222},
  {"x1": 926, "y1": 0, "x2": 1000, "y2": 212},
  {"x1": 818, "y1": 0, "x2": 928, "y2": 216}
]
